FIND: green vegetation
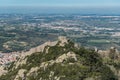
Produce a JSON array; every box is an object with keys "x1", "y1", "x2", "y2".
[{"x1": 0, "y1": 40, "x2": 117, "y2": 80}]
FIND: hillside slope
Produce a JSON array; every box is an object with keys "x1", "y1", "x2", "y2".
[{"x1": 0, "y1": 36, "x2": 118, "y2": 80}]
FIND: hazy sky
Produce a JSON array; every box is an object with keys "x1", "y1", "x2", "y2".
[{"x1": 0, "y1": 0, "x2": 120, "y2": 7}]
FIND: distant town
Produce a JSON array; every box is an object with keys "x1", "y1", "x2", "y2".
[
  {"x1": 0, "y1": 52, "x2": 18, "y2": 65},
  {"x1": 1, "y1": 14, "x2": 120, "y2": 65}
]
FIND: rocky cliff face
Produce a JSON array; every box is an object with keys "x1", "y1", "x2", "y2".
[
  {"x1": 0, "y1": 36, "x2": 119, "y2": 80},
  {"x1": 98, "y1": 47, "x2": 120, "y2": 79}
]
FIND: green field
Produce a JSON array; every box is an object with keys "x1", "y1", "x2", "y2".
[{"x1": 88, "y1": 39, "x2": 110, "y2": 43}]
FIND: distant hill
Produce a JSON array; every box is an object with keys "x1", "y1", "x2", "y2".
[{"x1": 0, "y1": 36, "x2": 119, "y2": 80}]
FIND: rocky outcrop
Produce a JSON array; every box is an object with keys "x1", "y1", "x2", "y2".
[
  {"x1": 98, "y1": 47, "x2": 120, "y2": 60},
  {"x1": 14, "y1": 69, "x2": 26, "y2": 80},
  {"x1": 58, "y1": 36, "x2": 68, "y2": 47},
  {"x1": 27, "y1": 67, "x2": 39, "y2": 76},
  {"x1": 56, "y1": 52, "x2": 77, "y2": 63},
  {"x1": 0, "y1": 66, "x2": 7, "y2": 76}
]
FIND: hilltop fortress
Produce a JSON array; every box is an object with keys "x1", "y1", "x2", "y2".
[
  {"x1": 1, "y1": 36, "x2": 120, "y2": 66},
  {"x1": 20, "y1": 36, "x2": 68, "y2": 58},
  {"x1": 15, "y1": 36, "x2": 120, "y2": 70},
  {"x1": 1, "y1": 36, "x2": 120, "y2": 80}
]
